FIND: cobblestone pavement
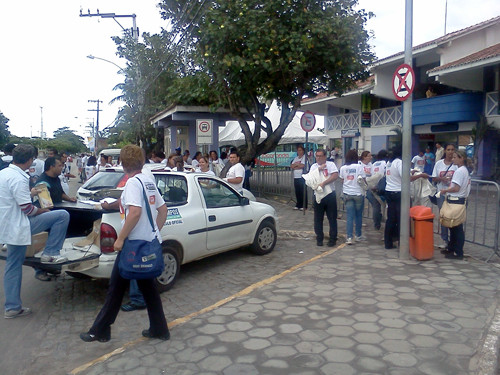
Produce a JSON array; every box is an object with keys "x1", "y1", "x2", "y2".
[{"x1": 68, "y1": 197, "x2": 500, "y2": 375}]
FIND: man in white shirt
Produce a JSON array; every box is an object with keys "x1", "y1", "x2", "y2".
[
  {"x1": 411, "y1": 151, "x2": 425, "y2": 172},
  {"x1": 309, "y1": 149, "x2": 339, "y2": 247},
  {"x1": 0, "y1": 145, "x2": 70, "y2": 318},
  {"x1": 224, "y1": 151, "x2": 245, "y2": 193},
  {"x1": 28, "y1": 147, "x2": 44, "y2": 187}
]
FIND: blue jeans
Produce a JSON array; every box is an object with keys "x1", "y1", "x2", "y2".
[
  {"x1": 366, "y1": 190, "x2": 382, "y2": 230},
  {"x1": 4, "y1": 210, "x2": 69, "y2": 312},
  {"x1": 129, "y1": 280, "x2": 146, "y2": 305},
  {"x1": 345, "y1": 195, "x2": 364, "y2": 238}
]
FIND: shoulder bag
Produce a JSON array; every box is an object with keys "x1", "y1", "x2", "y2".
[
  {"x1": 118, "y1": 177, "x2": 164, "y2": 280},
  {"x1": 439, "y1": 195, "x2": 466, "y2": 228}
]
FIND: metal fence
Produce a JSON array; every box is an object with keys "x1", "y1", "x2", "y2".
[{"x1": 250, "y1": 168, "x2": 500, "y2": 262}]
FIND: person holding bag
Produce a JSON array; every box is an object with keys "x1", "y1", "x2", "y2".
[
  {"x1": 80, "y1": 145, "x2": 170, "y2": 342},
  {"x1": 431, "y1": 143, "x2": 457, "y2": 250},
  {"x1": 439, "y1": 150, "x2": 471, "y2": 260}
]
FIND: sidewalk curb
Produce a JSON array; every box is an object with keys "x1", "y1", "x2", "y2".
[{"x1": 473, "y1": 302, "x2": 500, "y2": 375}]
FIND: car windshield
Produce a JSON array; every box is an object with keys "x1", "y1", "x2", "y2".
[
  {"x1": 81, "y1": 171, "x2": 125, "y2": 190},
  {"x1": 155, "y1": 174, "x2": 188, "y2": 206}
]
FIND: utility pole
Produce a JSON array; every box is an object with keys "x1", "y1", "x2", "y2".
[
  {"x1": 40, "y1": 106, "x2": 44, "y2": 139},
  {"x1": 88, "y1": 100, "x2": 102, "y2": 153},
  {"x1": 79, "y1": 9, "x2": 139, "y2": 41}
]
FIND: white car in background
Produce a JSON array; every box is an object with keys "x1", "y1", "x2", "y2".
[{"x1": 8, "y1": 169, "x2": 278, "y2": 292}]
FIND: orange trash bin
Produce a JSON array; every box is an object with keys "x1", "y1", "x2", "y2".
[{"x1": 409, "y1": 206, "x2": 435, "y2": 260}]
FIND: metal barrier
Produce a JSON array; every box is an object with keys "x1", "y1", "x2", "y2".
[
  {"x1": 251, "y1": 169, "x2": 500, "y2": 262},
  {"x1": 432, "y1": 179, "x2": 500, "y2": 262}
]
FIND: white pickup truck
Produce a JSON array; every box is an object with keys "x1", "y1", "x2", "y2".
[{"x1": 2, "y1": 170, "x2": 279, "y2": 292}]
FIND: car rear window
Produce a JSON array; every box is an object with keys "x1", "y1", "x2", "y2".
[
  {"x1": 155, "y1": 175, "x2": 188, "y2": 206},
  {"x1": 81, "y1": 171, "x2": 126, "y2": 190}
]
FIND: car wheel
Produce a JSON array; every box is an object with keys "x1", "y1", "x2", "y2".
[
  {"x1": 155, "y1": 246, "x2": 180, "y2": 293},
  {"x1": 250, "y1": 221, "x2": 277, "y2": 255}
]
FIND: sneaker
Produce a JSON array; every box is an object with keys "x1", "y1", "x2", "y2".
[
  {"x1": 445, "y1": 253, "x2": 464, "y2": 260},
  {"x1": 40, "y1": 255, "x2": 68, "y2": 264},
  {"x1": 437, "y1": 241, "x2": 448, "y2": 249},
  {"x1": 316, "y1": 241, "x2": 324, "y2": 247},
  {"x1": 5, "y1": 307, "x2": 32, "y2": 319},
  {"x1": 121, "y1": 302, "x2": 147, "y2": 312},
  {"x1": 299, "y1": 208, "x2": 304, "y2": 211},
  {"x1": 35, "y1": 272, "x2": 52, "y2": 282},
  {"x1": 440, "y1": 249, "x2": 453, "y2": 255},
  {"x1": 293, "y1": 207, "x2": 299, "y2": 210},
  {"x1": 346, "y1": 238, "x2": 353, "y2": 245},
  {"x1": 355, "y1": 235, "x2": 367, "y2": 242},
  {"x1": 142, "y1": 329, "x2": 170, "y2": 341},
  {"x1": 327, "y1": 240, "x2": 336, "y2": 247},
  {"x1": 80, "y1": 331, "x2": 111, "y2": 343}
]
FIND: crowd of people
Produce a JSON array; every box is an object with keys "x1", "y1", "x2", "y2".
[{"x1": 297, "y1": 141, "x2": 471, "y2": 261}]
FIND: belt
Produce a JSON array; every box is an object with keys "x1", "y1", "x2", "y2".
[{"x1": 447, "y1": 196, "x2": 466, "y2": 204}]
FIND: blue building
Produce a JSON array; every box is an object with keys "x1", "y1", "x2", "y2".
[{"x1": 301, "y1": 16, "x2": 500, "y2": 179}]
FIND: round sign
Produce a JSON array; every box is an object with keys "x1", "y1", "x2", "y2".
[
  {"x1": 392, "y1": 63, "x2": 415, "y2": 101},
  {"x1": 300, "y1": 111, "x2": 316, "y2": 132},
  {"x1": 198, "y1": 120, "x2": 211, "y2": 133}
]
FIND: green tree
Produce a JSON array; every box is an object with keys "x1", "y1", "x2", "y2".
[
  {"x1": 51, "y1": 127, "x2": 87, "y2": 154},
  {"x1": 0, "y1": 110, "x2": 11, "y2": 149},
  {"x1": 158, "y1": 0, "x2": 373, "y2": 163}
]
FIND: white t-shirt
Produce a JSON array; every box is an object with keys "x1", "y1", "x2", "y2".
[
  {"x1": 432, "y1": 159, "x2": 457, "y2": 191},
  {"x1": 449, "y1": 166, "x2": 471, "y2": 198},
  {"x1": 226, "y1": 163, "x2": 245, "y2": 191},
  {"x1": 0, "y1": 164, "x2": 32, "y2": 245},
  {"x1": 192, "y1": 159, "x2": 200, "y2": 168},
  {"x1": 411, "y1": 155, "x2": 425, "y2": 172},
  {"x1": 340, "y1": 163, "x2": 366, "y2": 196},
  {"x1": 196, "y1": 169, "x2": 215, "y2": 176},
  {"x1": 386, "y1": 159, "x2": 403, "y2": 192},
  {"x1": 309, "y1": 161, "x2": 339, "y2": 192},
  {"x1": 120, "y1": 174, "x2": 165, "y2": 242},
  {"x1": 82, "y1": 155, "x2": 89, "y2": 167},
  {"x1": 371, "y1": 160, "x2": 386, "y2": 176},
  {"x1": 359, "y1": 161, "x2": 372, "y2": 178},
  {"x1": 85, "y1": 165, "x2": 97, "y2": 181},
  {"x1": 291, "y1": 155, "x2": 306, "y2": 179}
]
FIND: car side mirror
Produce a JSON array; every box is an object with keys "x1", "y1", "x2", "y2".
[{"x1": 240, "y1": 197, "x2": 250, "y2": 206}]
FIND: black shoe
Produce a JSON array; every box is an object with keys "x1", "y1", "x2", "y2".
[
  {"x1": 121, "y1": 301, "x2": 147, "y2": 312},
  {"x1": 445, "y1": 253, "x2": 464, "y2": 260},
  {"x1": 385, "y1": 245, "x2": 394, "y2": 250},
  {"x1": 316, "y1": 241, "x2": 323, "y2": 247},
  {"x1": 440, "y1": 249, "x2": 453, "y2": 255},
  {"x1": 142, "y1": 329, "x2": 170, "y2": 341},
  {"x1": 327, "y1": 240, "x2": 336, "y2": 247},
  {"x1": 80, "y1": 332, "x2": 110, "y2": 343}
]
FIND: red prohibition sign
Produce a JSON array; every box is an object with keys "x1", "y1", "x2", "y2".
[
  {"x1": 392, "y1": 63, "x2": 415, "y2": 101},
  {"x1": 198, "y1": 121, "x2": 211, "y2": 133}
]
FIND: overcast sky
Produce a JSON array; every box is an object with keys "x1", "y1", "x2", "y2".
[{"x1": 0, "y1": 0, "x2": 499, "y2": 139}]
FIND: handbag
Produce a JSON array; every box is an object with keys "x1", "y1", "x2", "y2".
[
  {"x1": 118, "y1": 178, "x2": 164, "y2": 280},
  {"x1": 439, "y1": 195, "x2": 466, "y2": 228}
]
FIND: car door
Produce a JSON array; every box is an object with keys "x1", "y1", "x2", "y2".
[{"x1": 196, "y1": 176, "x2": 254, "y2": 252}]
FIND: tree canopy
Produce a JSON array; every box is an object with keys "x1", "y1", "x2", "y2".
[
  {"x1": 112, "y1": 0, "x2": 373, "y2": 161},
  {"x1": 0, "y1": 110, "x2": 11, "y2": 149}
]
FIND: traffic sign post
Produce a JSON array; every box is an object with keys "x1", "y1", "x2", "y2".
[
  {"x1": 196, "y1": 119, "x2": 213, "y2": 145},
  {"x1": 392, "y1": 63, "x2": 415, "y2": 101},
  {"x1": 300, "y1": 111, "x2": 316, "y2": 214}
]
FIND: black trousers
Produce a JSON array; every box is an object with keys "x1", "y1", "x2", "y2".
[
  {"x1": 313, "y1": 192, "x2": 337, "y2": 242},
  {"x1": 384, "y1": 191, "x2": 401, "y2": 249},
  {"x1": 449, "y1": 224, "x2": 465, "y2": 257},
  {"x1": 294, "y1": 178, "x2": 307, "y2": 209},
  {"x1": 89, "y1": 252, "x2": 168, "y2": 338}
]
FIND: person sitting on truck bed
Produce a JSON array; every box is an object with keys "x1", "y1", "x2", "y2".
[
  {"x1": 35, "y1": 157, "x2": 77, "y2": 204},
  {"x1": 0, "y1": 144, "x2": 70, "y2": 319}
]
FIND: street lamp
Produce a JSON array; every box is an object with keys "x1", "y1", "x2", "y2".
[{"x1": 86, "y1": 54, "x2": 124, "y2": 72}]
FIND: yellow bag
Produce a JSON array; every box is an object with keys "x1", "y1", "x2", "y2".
[{"x1": 439, "y1": 197, "x2": 466, "y2": 228}]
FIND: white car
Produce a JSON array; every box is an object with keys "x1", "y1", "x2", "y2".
[{"x1": 13, "y1": 170, "x2": 279, "y2": 292}]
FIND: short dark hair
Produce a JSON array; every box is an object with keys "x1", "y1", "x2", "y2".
[
  {"x1": 4, "y1": 143, "x2": 16, "y2": 154},
  {"x1": 229, "y1": 150, "x2": 239, "y2": 157},
  {"x1": 376, "y1": 149, "x2": 388, "y2": 160},
  {"x1": 297, "y1": 145, "x2": 305, "y2": 152},
  {"x1": 315, "y1": 149, "x2": 327, "y2": 156},
  {"x1": 87, "y1": 155, "x2": 97, "y2": 166},
  {"x1": 12, "y1": 144, "x2": 35, "y2": 164},
  {"x1": 345, "y1": 150, "x2": 359, "y2": 165},
  {"x1": 48, "y1": 148, "x2": 58, "y2": 155},
  {"x1": 44, "y1": 156, "x2": 61, "y2": 172}
]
